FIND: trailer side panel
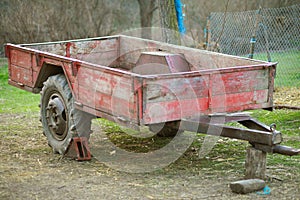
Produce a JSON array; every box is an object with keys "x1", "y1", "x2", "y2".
[{"x1": 142, "y1": 65, "x2": 274, "y2": 124}]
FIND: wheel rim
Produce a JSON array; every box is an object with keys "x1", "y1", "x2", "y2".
[{"x1": 46, "y1": 93, "x2": 68, "y2": 141}]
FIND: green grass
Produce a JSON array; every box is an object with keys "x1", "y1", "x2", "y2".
[
  {"x1": 252, "y1": 50, "x2": 300, "y2": 87},
  {"x1": 0, "y1": 58, "x2": 40, "y2": 113},
  {"x1": 251, "y1": 109, "x2": 300, "y2": 137}
]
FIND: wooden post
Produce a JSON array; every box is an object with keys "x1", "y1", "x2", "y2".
[
  {"x1": 245, "y1": 146, "x2": 267, "y2": 179},
  {"x1": 205, "y1": 16, "x2": 211, "y2": 51}
]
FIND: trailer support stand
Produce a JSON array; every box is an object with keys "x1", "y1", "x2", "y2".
[
  {"x1": 65, "y1": 137, "x2": 91, "y2": 161},
  {"x1": 245, "y1": 146, "x2": 266, "y2": 179}
]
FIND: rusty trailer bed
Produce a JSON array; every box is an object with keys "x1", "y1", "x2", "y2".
[
  {"x1": 5, "y1": 35, "x2": 276, "y2": 127},
  {"x1": 5, "y1": 35, "x2": 300, "y2": 169}
]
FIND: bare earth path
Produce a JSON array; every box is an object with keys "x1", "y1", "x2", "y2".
[{"x1": 0, "y1": 112, "x2": 299, "y2": 200}]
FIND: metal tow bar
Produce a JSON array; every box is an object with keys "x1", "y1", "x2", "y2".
[{"x1": 180, "y1": 113, "x2": 300, "y2": 156}]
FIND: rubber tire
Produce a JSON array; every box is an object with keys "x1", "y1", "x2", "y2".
[{"x1": 40, "y1": 74, "x2": 93, "y2": 154}]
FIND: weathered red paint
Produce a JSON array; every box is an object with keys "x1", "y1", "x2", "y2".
[{"x1": 5, "y1": 35, "x2": 276, "y2": 127}]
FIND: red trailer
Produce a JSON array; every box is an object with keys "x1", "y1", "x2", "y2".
[{"x1": 5, "y1": 35, "x2": 299, "y2": 162}]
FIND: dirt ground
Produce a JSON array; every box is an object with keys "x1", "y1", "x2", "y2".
[
  {"x1": 274, "y1": 87, "x2": 300, "y2": 107},
  {"x1": 0, "y1": 110, "x2": 299, "y2": 200}
]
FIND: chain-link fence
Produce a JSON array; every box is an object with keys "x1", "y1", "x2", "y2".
[{"x1": 206, "y1": 4, "x2": 300, "y2": 88}]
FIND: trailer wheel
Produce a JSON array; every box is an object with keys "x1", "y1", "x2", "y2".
[
  {"x1": 149, "y1": 121, "x2": 182, "y2": 137},
  {"x1": 40, "y1": 74, "x2": 93, "y2": 154}
]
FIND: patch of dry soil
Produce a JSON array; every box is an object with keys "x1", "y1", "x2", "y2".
[{"x1": 0, "y1": 113, "x2": 299, "y2": 200}]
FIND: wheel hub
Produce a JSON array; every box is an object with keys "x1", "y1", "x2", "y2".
[{"x1": 46, "y1": 94, "x2": 68, "y2": 140}]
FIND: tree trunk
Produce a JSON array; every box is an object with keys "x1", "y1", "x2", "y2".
[
  {"x1": 137, "y1": 0, "x2": 156, "y2": 39},
  {"x1": 158, "y1": 0, "x2": 180, "y2": 44}
]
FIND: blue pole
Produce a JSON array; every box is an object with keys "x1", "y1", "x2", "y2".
[{"x1": 174, "y1": 0, "x2": 186, "y2": 35}]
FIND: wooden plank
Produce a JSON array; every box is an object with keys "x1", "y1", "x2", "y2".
[
  {"x1": 27, "y1": 38, "x2": 119, "y2": 58},
  {"x1": 145, "y1": 75, "x2": 210, "y2": 102},
  {"x1": 69, "y1": 39, "x2": 119, "y2": 66},
  {"x1": 143, "y1": 89, "x2": 270, "y2": 124},
  {"x1": 76, "y1": 66, "x2": 138, "y2": 121},
  {"x1": 75, "y1": 50, "x2": 118, "y2": 67},
  {"x1": 119, "y1": 36, "x2": 158, "y2": 69},
  {"x1": 9, "y1": 64, "x2": 33, "y2": 87},
  {"x1": 119, "y1": 35, "x2": 269, "y2": 70},
  {"x1": 230, "y1": 179, "x2": 266, "y2": 194},
  {"x1": 77, "y1": 68, "x2": 133, "y2": 100},
  {"x1": 143, "y1": 98, "x2": 209, "y2": 124},
  {"x1": 10, "y1": 49, "x2": 32, "y2": 68},
  {"x1": 210, "y1": 89, "x2": 269, "y2": 112},
  {"x1": 211, "y1": 69, "x2": 269, "y2": 95},
  {"x1": 78, "y1": 85, "x2": 137, "y2": 120}
]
